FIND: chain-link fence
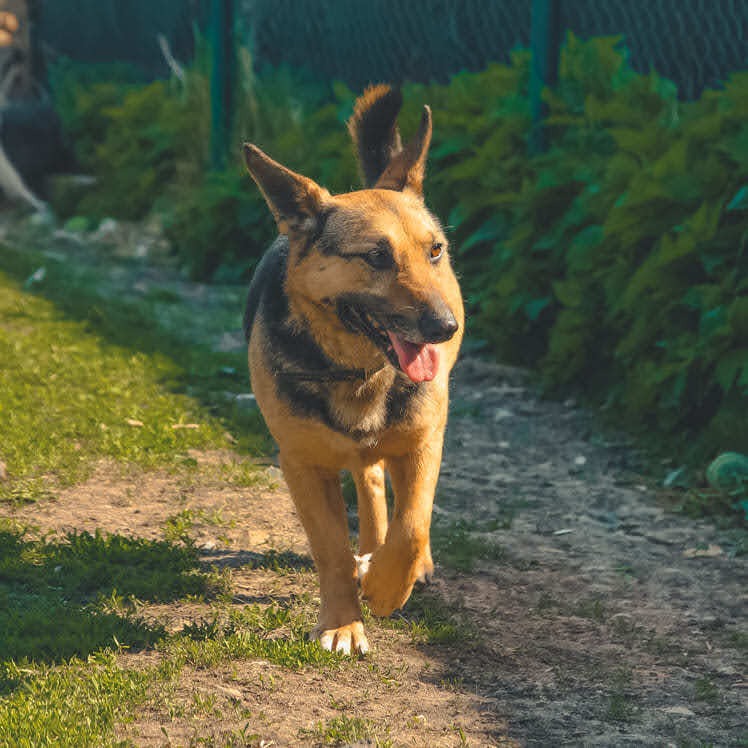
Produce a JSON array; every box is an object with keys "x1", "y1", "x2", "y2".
[
  {"x1": 562, "y1": 0, "x2": 748, "y2": 99},
  {"x1": 34, "y1": 0, "x2": 748, "y2": 98},
  {"x1": 39, "y1": 0, "x2": 206, "y2": 78},
  {"x1": 241, "y1": 0, "x2": 748, "y2": 99}
]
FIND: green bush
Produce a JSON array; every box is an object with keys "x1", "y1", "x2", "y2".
[
  {"x1": 162, "y1": 169, "x2": 273, "y2": 280},
  {"x1": 49, "y1": 34, "x2": 748, "y2": 458},
  {"x1": 430, "y1": 35, "x2": 748, "y2": 457},
  {"x1": 48, "y1": 58, "x2": 146, "y2": 173}
]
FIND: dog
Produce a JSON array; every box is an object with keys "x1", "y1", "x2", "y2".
[{"x1": 242, "y1": 85, "x2": 463, "y2": 655}]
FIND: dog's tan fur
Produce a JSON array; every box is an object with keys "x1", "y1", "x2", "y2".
[{"x1": 242, "y1": 85, "x2": 463, "y2": 654}]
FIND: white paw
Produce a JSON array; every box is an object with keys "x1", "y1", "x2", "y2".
[
  {"x1": 354, "y1": 552, "x2": 372, "y2": 580},
  {"x1": 315, "y1": 625, "x2": 370, "y2": 656}
]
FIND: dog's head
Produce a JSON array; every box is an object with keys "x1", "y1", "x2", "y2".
[{"x1": 243, "y1": 86, "x2": 461, "y2": 384}]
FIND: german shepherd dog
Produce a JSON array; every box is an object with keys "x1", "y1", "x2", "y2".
[{"x1": 242, "y1": 85, "x2": 463, "y2": 655}]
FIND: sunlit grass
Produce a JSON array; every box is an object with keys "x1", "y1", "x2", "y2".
[
  {"x1": 0, "y1": 523, "x2": 341, "y2": 744},
  {"x1": 0, "y1": 243, "x2": 270, "y2": 501},
  {"x1": 0, "y1": 651, "x2": 159, "y2": 748}
]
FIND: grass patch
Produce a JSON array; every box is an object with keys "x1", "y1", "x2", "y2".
[
  {"x1": 694, "y1": 676, "x2": 720, "y2": 704},
  {"x1": 603, "y1": 669, "x2": 638, "y2": 724},
  {"x1": 573, "y1": 596, "x2": 607, "y2": 622},
  {"x1": 0, "y1": 526, "x2": 337, "y2": 743},
  {"x1": 384, "y1": 589, "x2": 468, "y2": 645},
  {"x1": 431, "y1": 520, "x2": 507, "y2": 572},
  {"x1": 0, "y1": 267, "x2": 227, "y2": 496},
  {"x1": 162, "y1": 602, "x2": 343, "y2": 670},
  {"x1": 0, "y1": 524, "x2": 216, "y2": 662},
  {"x1": 727, "y1": 629, "x2": 748, "y2": 652},
  {"x1": 299, "y1": 715, "x2": 391, "y2": 746},
  {"x1": 0, "y1": 650, "x2": 161, "y2": 747},
  {"x1": 0, "y1": 242, "x2": 271, "y2": 502},
  {"x1": 242, "y1": 548, "x2": 315, "y2": 573}
]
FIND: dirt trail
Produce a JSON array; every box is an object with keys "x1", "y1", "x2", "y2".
[
  {"x1": 435, "y1": 358, "x2": 747, "y2": 745},
  {"x1": 5, "y1": 232, "x2": 747, "y2": 745}
]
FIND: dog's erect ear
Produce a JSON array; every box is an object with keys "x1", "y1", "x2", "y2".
[
  {"x1": 243, "y1": 144, "x2": 329, "y2": 233},
  {"x1": 374, "y1": 105, "x2": 432, "y2": 196},
  {"x1": 348, "y1": 85, "x2": 404, "y2": 188}
]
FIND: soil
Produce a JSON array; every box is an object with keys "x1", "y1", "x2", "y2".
[{"x1": 3, "y1": 226, "x2": 746, "y2": 746}]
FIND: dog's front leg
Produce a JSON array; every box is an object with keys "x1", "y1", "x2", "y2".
[
  {"x1": 353, "y1": 460, "x2": 388, "y2": 555},
  {"x1": 280, "y1": 456, "x2": 368, "y2": 655},
  {"x1": 359, "y1": 437, "x2": 442, "y2": 616}
]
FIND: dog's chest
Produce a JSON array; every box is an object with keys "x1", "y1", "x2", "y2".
[
  {"x1": 277, "y1": 372, "x2": 420, "y2": 443},
  {"x1": 329, "y1": 376, "x2": 419, "y2": 438}
]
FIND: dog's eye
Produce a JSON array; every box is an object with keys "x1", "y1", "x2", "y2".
[
  {"x1": 365, "y1": 247, "x2": 394, "y2": 270},
  {"x1": 430, "y1": 242, "x2": 444, "y2": 262}
]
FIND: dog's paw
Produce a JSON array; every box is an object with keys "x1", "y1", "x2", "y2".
[
  {"x1": 311, "y1": 621, "x2": 369, "y2": 656},
  {"x1": 358, "y1": 549, "x2": 415, "y2": 617},
  {"x1": 354, "y1": 552, "x2": 372, "y2": 580},
  {"x1": 414, "y1": 547, "x2": 434, "y2": 585}
]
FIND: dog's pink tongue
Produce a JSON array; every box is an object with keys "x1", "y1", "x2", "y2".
[{"x1": 387, "y1": 333, "x2": 440, "y2": 383}]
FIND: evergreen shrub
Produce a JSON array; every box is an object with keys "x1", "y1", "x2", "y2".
[{"x1": 49, "y1": 35, "x2": 748, "y2": 456}]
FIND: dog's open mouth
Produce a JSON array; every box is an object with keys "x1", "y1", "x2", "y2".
[{"x1": 337, "y1": 301, "x2": 440, "y2": 383}]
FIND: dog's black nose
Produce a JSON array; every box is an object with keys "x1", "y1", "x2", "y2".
[{"x1": 419, "y1": 307, "x2": 459, "y2": 343}]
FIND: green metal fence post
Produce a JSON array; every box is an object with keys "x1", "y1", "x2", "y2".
[
  {"x1": 210, "y1": 0, "x2": 235, "y2": 170},
  {"x1": 529, "y1": 0, "x2": 561, "y2": 154}
]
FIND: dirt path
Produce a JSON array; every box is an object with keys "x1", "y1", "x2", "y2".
[
  {"x1": 435, "y1": 358, "x2": 747, "y2": 745},
  {"x1": 5, "y1": 228, "x2": 747, "y2": 746}
]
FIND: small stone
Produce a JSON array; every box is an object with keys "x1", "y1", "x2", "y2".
[
  {"x1": 92, "y1": 217, "x2": 118, "y2": 241},
  {"x1": 215, "y1": 685, "x2": 243, "y2": 700},
  {"x1": 683, "y1": 544, "x2": 723, "y2": 558},
  {"x1": 663, "y1": 466, "x2": 688, "y2": 487},
  {"x1": 498, "y1": 441, "x2": 510, "y2": 449},
  {"x1": 23, "y1": 266, "x2": 46, "y2": 288},
  {"x1": 126, "y1": 419, "x2": 144, "y2": 427},
  {"x1": 574, "y1": 455, "x2": 587, "y2": 466},
  {"x1": 0, "y1": 460, "x2": 6, "y2": 481},
  {"x1": 234, "y1": 393, "x2": 257, "y2": 410},
  {"x1": 493, "y1": 408, "x2": 514, "y2": 421},
  {"x1": 662, "y1": 706, "x2": 695, "y2": 717},
  {"x1": 30, "y1": 209, "x2": 55, "y2": 228}
]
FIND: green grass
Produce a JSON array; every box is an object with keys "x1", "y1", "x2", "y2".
[
  {"x1": 0, "y1": 524, "x2": 343, "y2": 744},
  {"x1": 162, "y1": 601, "x2": 343, "y2": 670},
  {"x1": 383, "y1": 589, "x2": 468, "y2": 645},
  {"x1": 0, "y1": 522, "x2": 215, "y2": 663},
  {"x1": 0, "y1": 521, "x2": 211, "y2": 744},
  {"x1": 0, "y1": 240, "x2": 290, "y2": 744},
  {"x1": 431, "y1": 520, "x2": 507, "y2": 573},
  {"x1": 694, "y1": 676, "x2": 721, "y2": 704},
  {"x1": 603, "y1": 669, "x2": 638, "y2": 724},
  {"x1": 299, "y1": 714, "x2": 392, "y2": 746},
  {"x1": 0, "y1": 242, "x2": 271, "y2": 503},
  {"x1": 0, "y1": 268, "x2": 225, "y2": 498},
  {"x1": 0, "y1": 650, "x2": 161, "y2": 747}
]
